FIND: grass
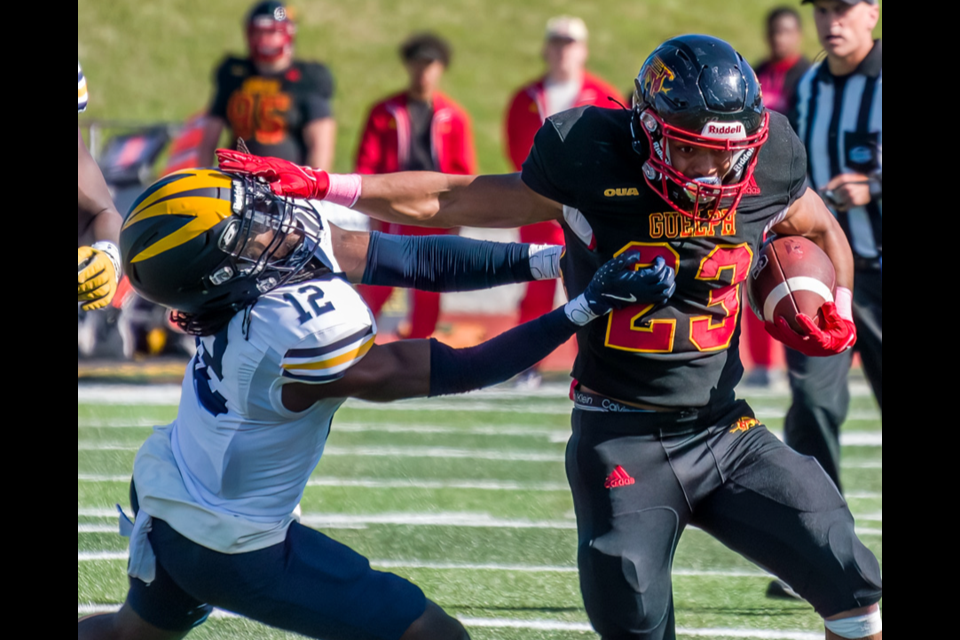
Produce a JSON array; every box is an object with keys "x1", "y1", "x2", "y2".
[
  {"x1": 78, "y1": 382, "x2": 881, "y2": 638},
  {"x1": 78, "y1": 0, "x2": 882, "y2": 176}
]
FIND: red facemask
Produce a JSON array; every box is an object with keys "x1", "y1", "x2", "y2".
[
  {"x1": 247, "y1": 19, "x2": 294, "y2": 65},
  {"x1": 638, "y1": 109, "x2": 770, "y2": 221}
]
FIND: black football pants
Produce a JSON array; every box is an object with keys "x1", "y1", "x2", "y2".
[
  {"x1": 784, "y1": 267, "x2": 882, "y2": 491},
  {"x1": 566, "y1": 400, "x2": 882, "y2": 640}
]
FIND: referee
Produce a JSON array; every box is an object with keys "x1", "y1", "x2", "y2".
[{"x1": 787, "y1": 0, "x2": 882, "y2": 494}]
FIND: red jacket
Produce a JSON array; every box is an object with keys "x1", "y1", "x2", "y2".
[
  {"x1": 356, "y1": 91, "x2": 478, "y2": 177},
  {"x1": 505, "y1": 72, "x2": 625, "y2": 171}
]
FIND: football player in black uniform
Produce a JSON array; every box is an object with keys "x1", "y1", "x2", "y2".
[
  {"x1": 198, "y1": 1, "x2": 336, "y2": 170},
  {"x1": 219, "y1": 35, "x2": 883, "y2": 640},
  {"x1": 78, "y1": 62, "x2": 123, "y2": 311}
]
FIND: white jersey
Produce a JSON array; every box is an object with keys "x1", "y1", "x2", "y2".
[
  {"x1": 131, "y1": 202, "x2": 376, "y2": 565},
  {"x1": 78, "y1": 63, "x2": 88, "y2": 113}
]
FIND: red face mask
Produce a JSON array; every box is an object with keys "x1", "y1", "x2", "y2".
[
  {"x1": 247, "y1": 19, "x2": 294, "y2": 65},
  {"x1": 638, "y1": 108, "x2": 770, "y2": 221}
]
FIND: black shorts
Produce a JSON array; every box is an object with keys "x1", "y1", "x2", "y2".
[
  {"x1": 566, "y1": 395, "x2": 882, "y2": 640},
  {"x1": 126, "y1": 487, "x2": 427, "y2": 639}
]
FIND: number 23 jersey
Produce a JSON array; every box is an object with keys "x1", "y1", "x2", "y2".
[{"x1": 522, "y1": 107, "x2": 808, "y2": 408}]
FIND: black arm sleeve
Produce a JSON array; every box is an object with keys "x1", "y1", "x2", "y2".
[
  {"x1": 360, "y1": 232, "x2": 535, "y2": 292},
  {"x1": 429, "y1": 307, "x2": 577, "y2": 397}
]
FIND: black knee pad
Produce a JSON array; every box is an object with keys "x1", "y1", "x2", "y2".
[{"x1": 582, "y1": 508, "x2": 679, "y2": 639}]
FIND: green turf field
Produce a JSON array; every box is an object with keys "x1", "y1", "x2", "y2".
[
  {"x1": 77, "y1": 0, "x2": 881, "y2": 176},
  {"x1": 78, "y1": 381, "x2": 881, "y2": 639}
]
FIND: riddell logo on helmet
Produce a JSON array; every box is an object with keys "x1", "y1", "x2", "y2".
[{"x1": 702, "y1": 122, "x2": 746, "y2": 140}]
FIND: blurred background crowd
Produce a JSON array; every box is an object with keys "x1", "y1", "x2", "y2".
[{"x1": 78, "y1": 0, "x2": 879, "y2": 389}]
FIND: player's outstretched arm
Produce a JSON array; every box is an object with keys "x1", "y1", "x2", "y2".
[
  {"x1": 78, "y1": 128, "x2": 123, "y2": 311},
  {"x1": 330, "y1": 224, "x2": 562, "y2": 290},
  {"x1": 282, "y1": 253, "x2": 675, "y2": 410},
  {"x1": 217, "y1": 150, "x2": 563, "y2": 229},
  {"x1": 768, "y1": 188, "x2": 857, "y2": 357}
]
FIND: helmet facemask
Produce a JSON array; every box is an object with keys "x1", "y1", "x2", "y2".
[
  {"x1": 247, "y1": 15, "x2": 295, "y2": 65},
  {"x1": 209, "y1": 177, "x2": 327, "y2": 294},
  {"x1": 634, "y1": 106, "x2": 769, "y2": 221}
]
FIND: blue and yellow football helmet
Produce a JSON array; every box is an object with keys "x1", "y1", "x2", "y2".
[{"x1": 121, "y1": 169, "x2": 328, "y2": 320}]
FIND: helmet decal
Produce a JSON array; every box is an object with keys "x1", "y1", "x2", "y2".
[{"x1": 641, "y1": 56, "x2": 676, "y2": 98}]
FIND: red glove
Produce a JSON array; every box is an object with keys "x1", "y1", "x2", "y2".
[
  {"x1": 216, "y1": 150, "x2": 330, "y2": 200},
  {"x1": 766, "y1": 296, "x2": 857, "y2": 358}
]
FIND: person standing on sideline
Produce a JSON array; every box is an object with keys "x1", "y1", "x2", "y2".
[
  {"x1": 786, "y1": 0, "x2": 881, "y2": 493},
  {"x1": 198, "y1": 1, "x2": 337, "y2": 170},
  {"x1": 355, "y1": 33, "x2": 478, "y2": 339},
  {"x1": 504, "y1": 16, "x2": 625, "y2": 386},
  {"x1": 743, "y1": 6, "x2": 812, "y2": 386}
]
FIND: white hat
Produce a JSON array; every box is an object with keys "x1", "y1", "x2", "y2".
[{"x1": 545, "y1": 16, "x2": 588, "y2": 42}]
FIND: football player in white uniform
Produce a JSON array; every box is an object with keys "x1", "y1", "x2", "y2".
[
  {"x1": 78, "y1": 62, "x2": 124, "y2": 311},
  {"x1": 78, "y1": 169, "x2": 677, "y2": 640}
]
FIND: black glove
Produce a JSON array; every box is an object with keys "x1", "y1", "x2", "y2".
[{"x1": 565, "y1": 255, "x2": 677, "y2": 326}]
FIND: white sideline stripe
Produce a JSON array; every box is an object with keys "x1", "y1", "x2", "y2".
[
  {"x1": 79, "y1": 382, "x2": 877, "y2": 406},
  {"x1": 76, "y1": 606, "x2": 820, "y2": 638},
  {"x1": 76, "y1": 553, "x2": 769, "y2": 579},
  {"x1": 77, "y1": 443, "x2": 568, "y2": 462},
  {"x1": 77, "y1": 510, "x2": 881, "y2": 537},
  {"x1": 75, "y1": 419, "x2": 884, "y2": 446},
  {"x1": 78, "y1": 474, "x2": 571, "y2": 492},
  {"x1": 76, "y1": 441, "x2": 884, "y2": 462}
]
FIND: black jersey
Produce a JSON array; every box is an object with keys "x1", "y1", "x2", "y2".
[
  {"x1": 522, "y1": 107, "x2": 807, "y2": 408},
  {"x1": 211, "y1": 57, "x2": 335, "y2": 164}
]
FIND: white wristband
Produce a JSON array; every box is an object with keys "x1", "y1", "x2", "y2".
[
  {"x1": 835, "y1": 287, "x2": 853, "y2": 323},
  {"x1": 564, "y1": 294, "x2": 599, "y2": 326},
  {"x1": 528, "y1": 244, "x2": 563, "y2": 281},
  {"x1": 91, "y1": 241, "x2": 122, "y2": 282}
]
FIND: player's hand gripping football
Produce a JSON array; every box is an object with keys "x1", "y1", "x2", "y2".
[
  {"x1": 217, "y1": 150, "x2": 330, "y2": 200},
  {"x1": 78, "y1": 245, "x2": 120, "y2": 311},
  {"x1": 565, "y1": 254, "x2": 677, "y2": 326},
  {"x1": 765, "y1": 289, "x2": 857, "y2": 357}
]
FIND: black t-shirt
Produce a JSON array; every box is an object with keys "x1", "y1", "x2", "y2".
[
  {"x1": 210, "y1": 57, "x2": 335, "y2": 164},
  {"x1": 522, "y1": 107, "x2": 806, "y2": 408}
]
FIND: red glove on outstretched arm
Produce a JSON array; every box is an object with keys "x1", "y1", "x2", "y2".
[
  {"x1": 765, "y1": 287, "x2": 857, "y2": 357},
  {"x1": 216, "y1": 150, "x2": 331, "y2": 200}
]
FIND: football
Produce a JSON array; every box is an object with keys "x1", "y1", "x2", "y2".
[{"x1": 748, "y1": 236, "x2": 837, "y2": 333}]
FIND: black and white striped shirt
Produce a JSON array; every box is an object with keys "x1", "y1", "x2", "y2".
[{"x1": 794, "y1": 40, "x2": 882, "y2": 260}]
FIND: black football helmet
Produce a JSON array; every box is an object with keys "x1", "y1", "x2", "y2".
[
  {"x1": 120, "y1": 169, "x2": 332, "y2": 324},
  {"x1": 246, "y1": 1, "x2": 296, "y2": 65},
  {"x1": 632, "y1": 35, "x2": 769, "y2": 220}
]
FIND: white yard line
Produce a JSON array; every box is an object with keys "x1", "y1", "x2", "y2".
[
  {"x1": 76, "y1": 605, "x2": 822, "y2": 638},
  {"x1": 78, "y1": 510, "x2": 881, "y2": 537}
]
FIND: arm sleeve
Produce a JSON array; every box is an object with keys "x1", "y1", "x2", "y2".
[
  {"x1": 361, "y1": 232, "x2": 536, "y2": 291},
  {"x1": 301, "y1": 63, "x2": 335, "y2": 121},
  {"x1": 520, "y1": 119, "x2": 579, "y2": 207},
  {"x1": 429, "y1": 306, "x2": 577, "y2": 397}
]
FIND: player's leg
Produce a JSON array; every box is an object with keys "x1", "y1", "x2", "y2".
[
  {"x1": 783, "y1": 347, "x2": 853, "y2": 490},
  {"x1": 852, "y1": 269, "x2": 882, "y2": 411},
  {"x1": 78, "y1": 603, "x2": 190, "y2": 640},
  {"x1": 400, "y1": 601, "x2": 470, "y2": 640},
  {"x1": 407, "y1": 289, "x2": 442, "y2": 339},
  {"x1": 150, "y1": 517, "x2": 456, "y2": 640},
  {"x1": 825, "y1": 605, "x2": 882, "y2": 639},
  {"x1": 566, "y1": 404, "x2": 690, "y2": 640},
  {"x1": 693, "y1": 425, "x2": 882, "y2": 637}
]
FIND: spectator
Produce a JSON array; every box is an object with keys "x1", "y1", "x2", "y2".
[
  {"x1": 744, "y1": 7, "x2": 813, "y2": 387},
  {"x1": 755, "y1": 7, "x2": 812, "y2": 114},
  {"x1": 505, "y1": 16, "x2": 625, "y2": 387},
  {"x1": 355, "y1": 33, "x2": 478, "y2": 339},
  {"x1": 198, "y1": 1, "x2": 336, "y2": 169}
]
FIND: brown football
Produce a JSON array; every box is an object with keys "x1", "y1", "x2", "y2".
[{"x1": 747, "y1": 236, "x2": 837, "y2": 333}]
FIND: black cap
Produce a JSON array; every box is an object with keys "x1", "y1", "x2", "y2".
[
  {"x1": 400, "y1": 33, "x2": 452, "y2": 67},
  {"x1": 247, "y1": 1, "x2": 291, "y2": 26}
]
